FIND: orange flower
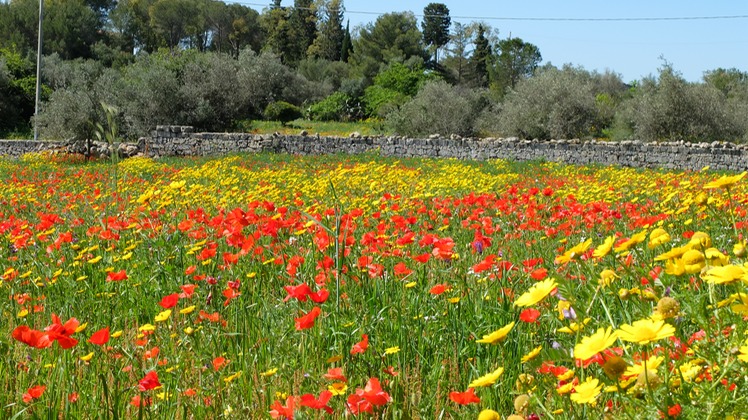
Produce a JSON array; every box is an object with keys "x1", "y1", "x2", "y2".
[
  {"x1": 137, "y1": 371, "x2": 161, "y2": 391},
  {"x1": 22, "y1": 385, "x2": 46, "y2": 403},
  {"x1": 351, "y1": 334, "x2": 369, "y2": 355},
  {"x1": 158, "y1": 293, "x2": 180, "y2": 309},
  {"x1": 106, "y1": 270, "x2": 128, "y2": 282}
]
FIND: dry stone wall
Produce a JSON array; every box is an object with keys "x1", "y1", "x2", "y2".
[{"x1": 3, "y1": 125, "x2": 748, "y2": 172}]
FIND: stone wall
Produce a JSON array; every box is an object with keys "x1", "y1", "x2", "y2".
[
  {"x1": 0, "y1": 140, "x2": 66, "y2": 158},
  {"x1": 146, "y1": 126, "x2": 748, "y2": 172},
  {"x1": 3, "y1": 126, "x2": 748, "y2": 172}
]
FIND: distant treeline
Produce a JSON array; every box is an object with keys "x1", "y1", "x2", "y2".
[{"x1": 1, "y1": 0, "x2": 747, "y2": 142}]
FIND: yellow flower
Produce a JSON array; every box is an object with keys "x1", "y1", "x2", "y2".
[
  {"x1": 223, "y1": 371, "x2": 242, "y2": 383},
  {"x1": 555, "y1": 238, "x2": 592, "y2": 264},
  {"x1": 328, "y1": 382, "x2": 348, "y2": 396},
  {"x1": 616, "y1": 319, "x2": 675, "y2": 345},
  {"x1": 688, "y1": 232, "x2": 712, "y2": 251},
  {"x1": 87, "y1": 256, "x2": 102, "y2": 264},
  {"x1": 625, "y1": 355, "x2": 665, "y2": 377},
  {"x1": 705, "y1": 248, "x2": 729, "y2": 266},
  {"x1": 556, "y1": 382, "x2": 575, "y2": 394},
  {"x1": 80, "y1": 352, "x2": 94, "y2": 362},
  {"x1": 703, "y1": 171, "x2": 746, "y2": 189},
  {"x1": 180, "y1": 305, "x2": 196, "y2": 315},
  {"x1": 154, "y1": 309, "x2": 172, "y2": 322},
  {"x1": 514, "y1": 278, "x2": 557, "y2": 307},
  {"x1": 598, "y1": 269, "x2": 618, "y2": 287},
  {"x1": 468, "y1": 367, "x2": 504, "y2": 388},
  {"x1": 655, "y1": 245, "x2": 691, "y2": 262},
  {"x1": 681, "y1": 249, "x2": 705, "y2": 274},
  {"x1": 521, "y1": 345, "x2": 543, "y2": 363},
  {"x1": 738, "y1": 342, "x2": 748, "y2": 363},
  {"x1": 734, "y1": 241, "x2": 747, "y2": 257},
  {"x1": 477, "y1": 409, "x2": 501, "y2": 420},
  {"x1": 570, "y1": 377, "x2": 603, "y2": 405},
  {"x1": 703, "y1": 265, "x2": 745, "y2": 285},
  {"x1": 384, "y1": 346, "x2": 400, "y2": 355},
  {"x1": 593, "y1": 236, "x2": 615, "y2": 258},
  {"x1": 139, "y1": 324, "x2": 156, "y2": 332},
  {"x1": 614, "y1": 230, "x2": 647, "y2": 253},
  {"x1": 476, "y1": 322, "x2": 515, "y2": 344},
  {"x1": 574, "y1": 327, "x2": 618, "y2": 361},
  {"x1": 665, "y1": 258, "x2": 686, "y2": 276},
  {"x1": 111, "y1": 330, "x2": 123, "y2": 338},
  {"x1": 557, "y1": 318, "x2": 591, "y2": 334},
  {"x1": 648, "y1": 228, "x2": 671, "y2": 249},
  {"x1": 260, "y1": 368, "x2": 278, "y2": 377}
]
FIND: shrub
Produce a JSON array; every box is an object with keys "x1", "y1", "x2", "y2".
[
  {"x1": 386, "y1": 80, "x2": 487, "y2": 137},
  {"x1": 362, "y1": 85, "x2": 409, "y2": 118},
  {"x1": 484, "y1": 65, "x2": 609, "y2": 140},
  {"x1": 614, "y1": 66, "x2": 745, "y2": 142},
  {"x1": 264, "y1": 101, "x2": 302, "y2": 125},
  {"x1": 361, "y1": 62, "x2": 437, "y2": 117},
  {"x1": 307, "y1": 91, "x2": 363, "y2": 122}
]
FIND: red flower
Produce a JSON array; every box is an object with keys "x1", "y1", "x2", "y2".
[
  {"x1": 350, "y1": 334, "x2": 369, "y2": 355},
  {"x1": 284, "y1": 284, "x2": 312, "y2": 302},
  {"x1": 346, "y1": 393, "x2": 372, "y2": 415},
  {"x1": 299, "y1": 390, "x2": 333, "y2": 413},
  {"x1": 449, "y1": 387, "x2": 480, "y2": 405},
  {"x1": 12, "y1": 326, "x2": 53, "y2": 349},
  {"x1": 519, "y1": 308, "x2": 541, "y2": 323},
  {"x1": 158, "y1": 293, "x2": 180, "y2": 309},
  {"x1": 68, "y1": 392, "x2": 79, "y2": 403},
  {"x1": 130, "y1": 395, "x2": 152, "y2": 407},
  {"x1": 88, "y1": 327, "x2": 110, "y2": 346},
  {"x1": 44, "y1": 314, "x2": 79, "y2": 349},
  {"x1": 359, "y1": 377, "x2": 391, "y2": 406},
  {"x1": 106, "y1": 270, "x2": 128, "y2": 282},
  {"x1": 295, "y1": 306, "x2": 322, "y2": 330},
  {"x1": 429, "y1": 283, "x2": 450, "y2": 295},
  {"x1": 22, "y1": 385, "x2": 46, "y2": 403},
  {"x1": 269, "y1": 395, "x2": 295, "y2": 419},
  {"x1": 138, "y1": 371, "x2": 161, "y2": 392},
  {"x1": 323, "y1": 367, "x2": 347, "y2": 382},
  {"x1": 393, "y1": 262, "x2": 413, "y2": 277},
  {"x1": 667, "y1": 403, "x2": 682, "y2": 417},
  {"x1": 212, "y1": 356, "x2": 228, "y2": 371}
]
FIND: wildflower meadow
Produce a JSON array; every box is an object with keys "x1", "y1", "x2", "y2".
[{"x1": 3, "y1": 151, "x2": 748, "y2": 419}]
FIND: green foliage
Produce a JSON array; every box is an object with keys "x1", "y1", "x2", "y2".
[
  {"x1": 361, "y1": 63, "x2": 438, "y2": 117},
  {"x1": 264, "y1": 101, "x2": 302, "y2": 125},
  {"x1": 471, "y1": 24, "x2": 491, "y2": 87},
  {"x1": 485, "y1": 65, "x2": 611, "y2": 140},
  {"x1": 386, "y1": 79, "x2": 487, "y2": 136},
  {"x1": 309, "y1": 0, "x2": 345, "y2": 61},
  {"x1": 0, "y1": 48, "x2": 38, "y2": 135},
  {"x1": 306, "y1": 91, "x2": 362, "y2": 121},
  {"x1": 492, "y1": 37, "x2": 542, "y2": 92},
  {"x1": 351, "y1": 12, "x2": 427, "y2": 79},
  {"x1": 614, "y1": 66, "x2": 745, "y2": 142}
]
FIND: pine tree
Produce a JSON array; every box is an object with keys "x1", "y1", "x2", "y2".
[
  {"x1": 472, "y1": 24, "x2": 491, "y2": 87},
  {"x1": 340, "y1": 20, "x2": 353, "y2": 62},
  {"x1": 309, "y1": 0, "x2": 344, "y2": 61},
  {"x1": 421, "y1": 3, "x2": 450, "y2": 63}
]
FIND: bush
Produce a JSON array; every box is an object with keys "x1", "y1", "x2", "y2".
[
  {"x1": 614, "y1": 66, "x2": 745, "y2": 142},
  {"x1": 264, "y1": 101, "x2": 302, "y2": 125},
  {"x1": 362, "y1": 85, "x2": 409, "y2": 118},
  {"x1": 386, "y1": 80, "x2": 487, "y2": 137},
  {"x1": 307, "y1": 91, "x2": 363, "y2": 122},
  {"x1": 484, "y1": 66, "x2": 608, "y2": 140},
  {"x1": 361, "y1": 62, "x2": 437, "y2": 117}
]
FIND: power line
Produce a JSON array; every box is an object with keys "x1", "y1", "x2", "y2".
[{"x1": 227, "y1": 1, "x2": 748, "y2": 22}]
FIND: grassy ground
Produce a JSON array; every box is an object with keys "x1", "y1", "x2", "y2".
[
  {"x1": 237, "y1": 119, "x2": 388, "y2": 137},
  {"x1": 1, "y1": 152, "x2": 748, "y2": 418}
]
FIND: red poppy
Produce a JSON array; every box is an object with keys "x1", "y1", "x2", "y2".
[
  {"x1": 269, "y1": 395, "x2": 295, "y2": 419},
  {"x1": 158, "y1": 293, "x2": 180, "y2": 309},
  {"x1": 309, "y1": 289, "x2": 329, "y2": 303},
  {"x1": 519, "y1": 308, "x2": 541, "y2": 323},
  {"x1": 323, "y1": 367, "x2": 347, "y2": 382},
  {"x1": 88, "y1": 327, "x2": 110, "y2": 346},
  {"x1": 22, "y1": 385, "x2": 46, "y2": 403},
  {"x1": 179, "y1": 284, "x2": 196, "y2": 298},
  {"x1": 393, "y1": 262, "x2": 413, "y2": 277},
  {"x1": 346, "y1": 393, "x2": 372, "y2": 415},
  {"x1": 413, "y1": 253, "x2": 431, "y2": 264},
  {"x1": 449, "y1": 387, "x2": 480, "y2": 405},
  {"x1": 12, "y1": 326, "x2": 53, "y2": 349},
  {"x1": 130, "y1": 395, "x2": 152, "y2": 407},
  {"x1": 295, "y1": 306, "x2": 322, "y2": 330},
  {"x1": 429, "y1": 284, "x2": 450, "y2": 295},
  {"x1": 212, "y1": 356, "x2": 228, "y2": 371},
  {"x1": 137, "y1": 371, "x2": 161, "y2": 391},
  {"x1": 360, "y1": 377, "x2": 391, "y2": 406},
  {"x1": 299, "y1": 390, "x2": 333, "y2": 413},
  {"x1": 382, "y1": 366, "x2": 399, "y2": 377},
  {"x1": 68, "y1": 392, "x2": 79, "y2": 403},
  {"x1": 284, "y1": 284, "x2": 312, "y2": 302},
  {"x1": 45, "y1": 314, "x2": 79, "y2": 349},
  {"x1": 106, "y1": 270, "x2": 128, "y2": 282},
  {"x1": 530, "y1": 268, "x2": 548, "y2": 280},
  {"x1": 350, "y1": 334, "x2": 369, "y2": 355}
]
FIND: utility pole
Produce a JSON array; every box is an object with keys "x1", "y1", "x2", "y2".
[{"x1": 33, "y1": 0, "x2": 43, "y2": 141}]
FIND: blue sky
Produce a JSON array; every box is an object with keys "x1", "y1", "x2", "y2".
[{"x1": 239, "y1": 0, "x2": 748, "y2": 82}]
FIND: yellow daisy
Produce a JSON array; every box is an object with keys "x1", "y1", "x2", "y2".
[
  {"x1": 703, "y1": 171, "x2": 746, "y2": 189},
  {"x1": 702, "y1": 264, "x2": 745, "y2": 285},
  {"x1": 514, "y1": 278, "x2": 557, "y2": 307},
  {"x1": 570, "y1": 377, "x2": 603, "y2": 405},
  {"x1": 468, "y1": 367, "x2": 504, "y2": 388},
  {"x1": 616, "y1": 319, "x2": 675, "y2": 345},
  {"x1": 574, "y1": 327, "x2": 618, "y2": 361},
  {"x1": 476, "y1": 322, "x2": 515, "y2": 344}
]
